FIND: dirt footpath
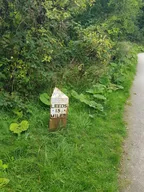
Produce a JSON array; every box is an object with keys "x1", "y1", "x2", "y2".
[{"x1": 120, "y1": 53, "x2": 144, "y2": 192}]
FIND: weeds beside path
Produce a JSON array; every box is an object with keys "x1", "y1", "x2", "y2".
[{"x1": 0, "y1": 47, "x2": 140, "y2": 192}]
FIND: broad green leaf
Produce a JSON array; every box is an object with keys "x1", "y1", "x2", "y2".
[
  {"x1": 10, "y1": 120, "x2": 29, "y2": 135},
  {"x1": 71, "y1": 91, "x2": 88, "y2": 104},
  {"x1": 93, "y1": 94, "x2": 106, "y2": 100},
  {"x1": 116, "y1": 85, "x2": 124, "y2": 90},
  {"x1": 108, "y1": 83, "x2": 124, "y2": 91},
  {"x1": 71, "y1": 90, "x2": 80, "y2": 100},
  {"x1": 0, "y1": 178, "x2": 10, "y2": 188},
  {"x1": 40, "y1": 93, "x2": 50, "y2": 106},
  {"x1": 85, "y1": 100, "x2": 104, "y2": 111},
  {"x1": 20, "y1": 120, "x2": 29, "y2": 131},
  {"x1": 71, "y1": 90, "x2": 103, "y2": 111},
  {"x1": 86, "y1": 84, "x2": 106, "y2": 94},
  {"x1": 79, "y1": 94, "x2": 88, "y2": 103},
  {"x1": 2, "y1": 164, "x2": 8, "y2": 170},
  {"x1": 9, "y1": 123, "x2": 18, "y2": 133},
  {"x1": 0, "y1": 160, "x2": 8, "y2": 170}
]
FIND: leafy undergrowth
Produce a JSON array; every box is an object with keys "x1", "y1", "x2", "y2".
[
  {"x1": 0, "y1": 93, "x2": 130, "y2": 191},
  {"x1": 0, "y1": 45, "x2": 139, "y2": 192}
]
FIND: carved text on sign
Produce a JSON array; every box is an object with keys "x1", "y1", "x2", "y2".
[{"x1": 51, "y1": 104, "x2": 67, "y2": 118}]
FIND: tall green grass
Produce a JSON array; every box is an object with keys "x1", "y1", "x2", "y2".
[{"x1": 0, "y1": 45, "x2": 138, "y2": 192}]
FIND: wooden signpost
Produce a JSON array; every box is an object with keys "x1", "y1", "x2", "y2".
[{"x1": 49, "y1": 87, "x2": 69, "y2": 131}]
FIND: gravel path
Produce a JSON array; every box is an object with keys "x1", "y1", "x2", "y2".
[{"x1": 120, "y1": 53, "x2": 144, "y2": 192}]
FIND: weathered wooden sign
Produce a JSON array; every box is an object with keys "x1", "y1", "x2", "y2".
[{"x1": 49, "y1": 87, "x2": 69, "y2": 131}]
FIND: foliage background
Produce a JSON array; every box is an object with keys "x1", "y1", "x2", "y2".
[
  {"x1": 0, "y1": 0, "x2": 143, "y2": 96},
  {"x1": 0, "y1": 0, "x2": 144, "y2": 191}
]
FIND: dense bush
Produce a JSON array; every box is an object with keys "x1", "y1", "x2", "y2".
[{"x1": 0, "y1": 0, "x2": 143, "y2": 96}]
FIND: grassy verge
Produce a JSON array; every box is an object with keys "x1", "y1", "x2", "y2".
[{"x1": 0, "y1": 45, "x2": 139, "y2": 192}]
